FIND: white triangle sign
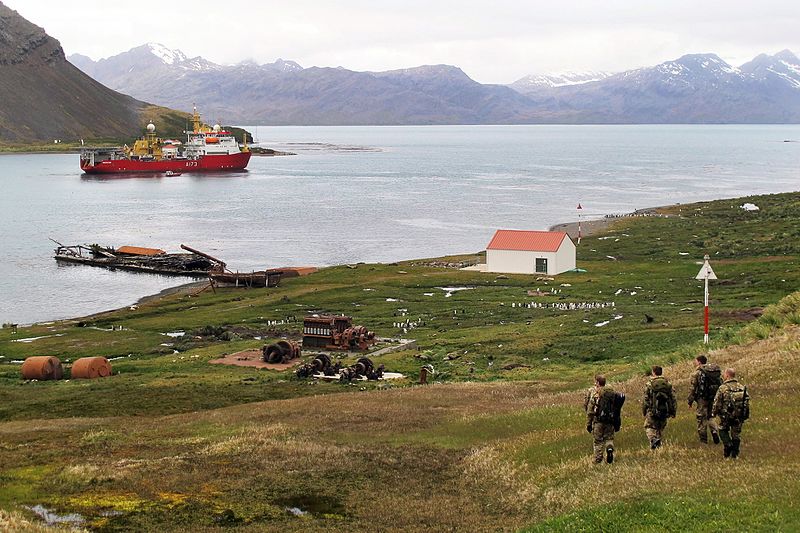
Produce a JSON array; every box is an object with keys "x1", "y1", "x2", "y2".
[{"x1": 695, "y1": 261, "x2": 717, "y2": 280}]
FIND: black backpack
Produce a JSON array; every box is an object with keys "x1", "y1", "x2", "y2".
[
  {"x1": 595, "y1": 389, "x2": 617, "y2": 424},
  {"x1": 612, "y1": 392, "x2": 626, "y2": 432},
  {"x1": 698, "y1": 364, "x2": 722, "y2": 401}
]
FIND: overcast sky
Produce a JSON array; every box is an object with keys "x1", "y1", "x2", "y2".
[{"x1": 6, "y1": 0, "x2": 799, "y2": 83}]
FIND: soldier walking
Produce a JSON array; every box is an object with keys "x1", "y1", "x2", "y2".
[
  {"x1": 712, "y1": 368, "x2": 750, "y2": 458},
  {"x1": 585, "y1": 375, "x2": 620, "y2": 464},
  {"x1": 687, "y1": 355, "x2": 721, "y2": 444},
  {"x1": 642, "y1": 365, "x2": 677, "y2": 449}
]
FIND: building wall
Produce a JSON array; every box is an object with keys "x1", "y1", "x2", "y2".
[
  {"x1": 486, "y1": 241, "x2": 576, "y2": 275},
  {"x1": 554, "y1": 238, "x2": 577, "y2": 273}
]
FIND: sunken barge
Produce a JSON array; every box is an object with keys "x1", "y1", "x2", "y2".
[
  {"x1": 52, "y1": 241, "x2": 311, "y2": 288},
  {"x1": 53, "y1": 242, "x2": 217, "y2": 277}
]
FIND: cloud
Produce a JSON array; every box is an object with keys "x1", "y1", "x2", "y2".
[{"x1": 5, "y1": 0, "x2": 799, "y2": 83}]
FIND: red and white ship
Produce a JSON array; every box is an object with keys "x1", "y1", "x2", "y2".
[{"x1": 80, "y1": 107, "x2": 251, "y2": 174}]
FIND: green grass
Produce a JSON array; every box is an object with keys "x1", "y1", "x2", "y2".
[{"x1": 1, "y1": 191, "x2": 800, "y2": 530}]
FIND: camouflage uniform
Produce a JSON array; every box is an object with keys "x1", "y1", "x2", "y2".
[
  {"x1": 712, "y1": 378, "x2": 749, "y2": 458},
  {"x1": 586, "y1": 385, "x2": 615, "y2": 464},
  {"x1": 688, "y1": 364, "x2": 720, "y2": 443},
  {"x1": 642, "y1": 376, "x2": 677, "y2": 449}
]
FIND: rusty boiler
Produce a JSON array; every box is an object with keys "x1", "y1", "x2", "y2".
[
  {"x1": 20, "y1": 356, "x2": 64, "y2": 380},
  {"x1": 70, "y1": 357, "x2": 112, "y2": 379}
]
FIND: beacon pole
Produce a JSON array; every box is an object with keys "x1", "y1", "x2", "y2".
[
  {"x1": 576, "y1": 203, "x2": 583, "y2": 245},
  {"x1": 695, "y1": 254, "x2": 717, "y2": 345}
]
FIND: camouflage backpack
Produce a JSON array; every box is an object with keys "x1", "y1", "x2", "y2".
[
  {"x1": 650, "y1": 377, "x2": 674, "y2": 419},
  {"x1": 723, "y1": 384, "x2": 750, "y2": 422},
  {"x1": 595, "y1": 388, "x2": 617, "y2": 424},
  {"x1": 698, "y1": 363, "x2": 722, "y2": 401}
]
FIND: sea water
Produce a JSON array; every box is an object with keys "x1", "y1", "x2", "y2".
[{"x1": 1, "y1": 125, "x2": 798, "y2": 324}]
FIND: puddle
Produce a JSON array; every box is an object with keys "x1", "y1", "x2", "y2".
[
  {"x1": 26, "y1": 505, "x2": 85, "y2": 526},
  {"x1": 163, "y1": 331, "x2": 186, "y2": 337},
  {"x1": 11, "y1": 334, "x2": 65, "y2": 343},
  {"x1": 435, "y1": 286, "x2": 475, "y2": 298}
]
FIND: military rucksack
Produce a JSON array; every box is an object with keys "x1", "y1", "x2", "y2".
[
  {"x1": 650, "y1": 377, "x2": 674, "y2": 419},
  {"x1": 697, "y1": 363, "x2": 722, "y2": 401},
  {"x1": 612, "y1": 392, "x2": 626, "y2": 432},
  {"x1": 723, "y1": 384, "x2": 750, "y2": 422},
  {"x1": 595, "y1": 389, "x2": 617, "y2": 424}
]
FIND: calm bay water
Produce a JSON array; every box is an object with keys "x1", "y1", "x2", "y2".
[{"x1": 1, "y1": 125, "x2": 799, "y2": 324}]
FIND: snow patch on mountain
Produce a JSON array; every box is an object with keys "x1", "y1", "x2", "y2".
[
  {"x1": 509, "y1": 71, "x2": 613, "y2": 93},
  {"x1": 146, "y1": 43, "x2": 187, "y2": 65}
]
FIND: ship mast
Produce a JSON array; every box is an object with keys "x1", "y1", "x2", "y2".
[{"x1": 191, "y1": 104, "x2": 202, "y2": 134}]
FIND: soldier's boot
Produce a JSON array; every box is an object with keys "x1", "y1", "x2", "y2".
[
  {"x1": 719, "y1": 429, "x2": 732, "y2": 457},
  {"x1": 732, "y1": 439, "x2": 741, "y2": 459},
  {"x1": 606, "y1": 446, "x2": 614, "y2": 464},
  {"x1": 650, "y1": 438, "x2": 661, "y2": 450},
  {"x1": 698, "y1": 431, "x2": 708, "y2": 444},
  {"x1": 711, "y1": 431, "x2": 720, "y2": 445},
  {"x1": 723, "y1": 444, "x2": 732, "y2": 458}
]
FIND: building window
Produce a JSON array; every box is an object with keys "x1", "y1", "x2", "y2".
[{"x1": 535, "y1": 258, "x2": 548, "y2": 273}]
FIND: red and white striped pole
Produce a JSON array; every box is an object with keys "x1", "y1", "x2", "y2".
[
  {"x1": 695, "y1": 254, "x2": 717, "y2": 345},
  {"x1": 577, "y1": 203, "x2": 583, "y2": 244}
]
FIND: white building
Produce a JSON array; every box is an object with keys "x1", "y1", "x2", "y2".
[{"x1": 485, "y1": 230, "x2": 576, "y2": 275}]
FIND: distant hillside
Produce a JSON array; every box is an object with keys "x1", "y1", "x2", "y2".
[
  {"x1": 510, "y1": 52, "x2": 800, "y2": 123},
  {"x1": 71, "y1": 43, "x2": 800, "y2": 124},
  {"x1": 68, "y1": 43, "x2": 538, "y2": 125},
  {"x1": 0, "y1": 3, "x2": 190, "y2": 143}
]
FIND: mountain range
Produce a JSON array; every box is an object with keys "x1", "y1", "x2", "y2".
[
  {"x1": 68, "y1": 44, "x2": 800, "y2": 125},
  {"x1": 0, "y1": 3, "x2": 190, "y2": 143}
]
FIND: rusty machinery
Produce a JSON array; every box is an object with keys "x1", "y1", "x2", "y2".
[
  {"x1": 296, "y1": 353, "x2": 342, "y2": 378},
  {"x1": 262, "y1": 340, "x2": 301, "y2": 364},
  {"x1": 339, "y1": 357, "x2": 384, "y2": 382},
  {"x1": 302, "y1": 315, "x2": 376, "y2": 351}
]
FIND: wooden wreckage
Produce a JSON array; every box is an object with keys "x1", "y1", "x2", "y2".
[
  {"x1": 52, "y1": 240, "x2": 314, "y2": 288},
  {"x1": 52, "y1": 240, "x2": 216, "y2": 277}
]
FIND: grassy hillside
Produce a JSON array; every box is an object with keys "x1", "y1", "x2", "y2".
[
  {"x1": 0, "y1": 191, "x2": 799, "y2": 530},
  {"x1": 0, "y1": 3, "x2": 251, "y2": 149}
]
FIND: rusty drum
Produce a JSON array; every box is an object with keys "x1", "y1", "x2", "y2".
[
  {"x1": 20, "y1": 356, "x2": 64, "y2": 380},
  {"x1": 70, "y1": 357, "x2": 112, "y2": 379}
]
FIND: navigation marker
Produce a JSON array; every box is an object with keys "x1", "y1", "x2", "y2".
[{"x1": 695, "y1": 254, "x2": 718, "y2": 344}]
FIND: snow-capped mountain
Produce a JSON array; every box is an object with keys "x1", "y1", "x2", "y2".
[
  {"x1": 69, "y1": 45, "x2": 800, "y2": 124},
  {"x1": 68, "y1": 44, "x2": 535, "y2": 124},
  {"x1": 740, "y1": 49, "x2": 800, "y2": 89},
  {"x1": 509, "y1": 71, "x2": 613, "y2": 92}
]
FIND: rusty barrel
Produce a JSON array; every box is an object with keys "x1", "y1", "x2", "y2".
[
  {"x1": 70, "y1": 357, "x2": 112, "y2": 379},
  {"x1": 21, "y1": 356, "x2": 64, "y2": 380}
]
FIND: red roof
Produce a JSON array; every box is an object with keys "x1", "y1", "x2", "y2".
[{"x1": 486, "y1": 230, "x2": 569, "y2": 252}]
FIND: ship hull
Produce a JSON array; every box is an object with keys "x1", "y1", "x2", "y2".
[{"x1": 80, "y1": 152, "x2": 251, "y2": 174}]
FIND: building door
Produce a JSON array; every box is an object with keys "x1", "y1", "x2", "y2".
[{"x1": 535, "y1": 258, "x2": 548, "y2": 274}]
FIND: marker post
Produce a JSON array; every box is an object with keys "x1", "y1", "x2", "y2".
[{"x1": 695, "y1": 254, "x2": 718, "y2": 344}]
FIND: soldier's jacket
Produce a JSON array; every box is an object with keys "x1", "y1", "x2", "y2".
[
  {"x1": 712, "y1": 378, "x2": 747, "y2": 419},
  {"x1": 586, "y1": 385, "x2": 615, "y2": 424},
  {"x1": 642, "y1": 376, "x2": 677, "y2": 417}
]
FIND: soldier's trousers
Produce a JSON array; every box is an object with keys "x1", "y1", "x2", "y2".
[
  {"x1": 592, "y1": 422, "x2": 614, "y2": 463},
  {"x1": 644, "y1": 415, "x2": 668, "y2": 445},
  {"x1": 719, "y1": 419, "x2": 744, "y2": 457},
  {"x1": 695, "y1": 399, "x2": 719, "y2": 442}
]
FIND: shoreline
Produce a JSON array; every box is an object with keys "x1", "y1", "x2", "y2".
[
  {"x1": 22, "y1": 208, "x2": 666, "y2": 326},
  {"x1": 549, "y1": 206, "x2": 665, "y2": 239}
]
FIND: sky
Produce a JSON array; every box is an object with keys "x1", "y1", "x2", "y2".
[{"x1": 5, "y1": 0, "x2": 799, "y2": 83}]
